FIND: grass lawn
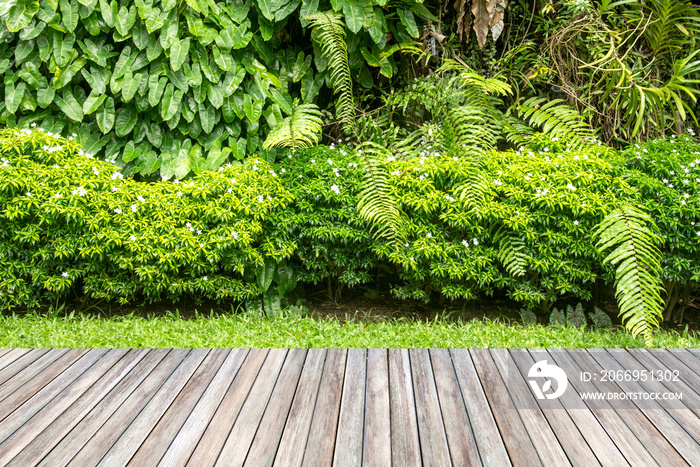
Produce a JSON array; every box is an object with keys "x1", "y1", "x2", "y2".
[{"x1": 0, "y1": 309, "x2": 698, "y2": 348}]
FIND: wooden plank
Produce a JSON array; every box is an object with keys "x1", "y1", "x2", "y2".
[
  {"x1": 158, "y1": 349, "x2": 249, "y2": 467},
  {"x1": 0, "y1": 349, "x2": 11, "y2": 362},
  {"x1": 566, "y1": 349, "x2": 687, "y2": 466},
  {"x1": 0, "y1": 349, "x2": 130, "y2": 464},
  {"x1": 609, "y1": 349, "x2": 700, "y2": 441},
  {"x1": 388, "y1": 349, "x2": 421, "y2": 467},
  {"x1": 627, "y1": 350, "x2": 700, "y2": 415},
  {"x1": 527, "y1": 349, "x2": 629, "y2": 466},
  {"x1": 429, "y1": 349, "x2": 480, "y2": 466},
  {"x1": 668, "y1": 349, "x2": 700, "y2": 375},
  {"x1": 471, "y1": 349, "x2": 552, "y2": 466},
  {"x1": 5, "y1": 349, "x2": 149, "y2": 467},
  {"x1": 0, "y1": 349, "x2": 43, "y2": 387},
  {"x1": 363, "y1": 349, "x2": 391, "y2": 467},
  {"x1": 0, "y1": 349, "x2": 28, "y2": 372},
  {"x1": 450, "y1": 349, "x2": 511, "y2": 466},
  {"x1": 332, "y1": 349, "x2": 367, "y2": 467},
  {"x1": 93, "y1": 349, "x2": 210, "y2": 467},
  {"x1": 507, "y1": 349, "x2": 601, "y2": 467},
  {"x1": 546, "y1": 350, "x2": 660, "y2": 466},
  {"x1": 126, "y1": 350, "x2": 230, "y2": 467},
  {"x1": 0, "y1": 349, "x2": 69, "y2": 404},
  {"x1": 0, "y1": 349, "x2": 89, "y2": 424},
  {"x1": 586, "y1": 349, "x2": 700, "y2": 464},
  {"x1": 185, "y1": 349, "x2": 269, "y2": 467},
  {"x1": 40, "y1": 349, "x2": 186, "y2": 467},
  {"x1": 214, "y1": 349, "x2": 288, "y2": 467},
  {"x1": 649, "y1": 349, "x2": 700, "y2": 401},
  {"x1": 243, "y1": 349, "x2": 308, "y2": 467},
  {"x1": 408, "y1": 348, "x2": 451, "y2": 466},
  {"x1": 301, "y1": 349, "x2": 347, "y2": 467},
  {"x1": 39, "y1": 350, "x2": 174, "y2": 467},
  {"x1": 273, "y1": 349, "x2": 327, "y2": 467}
]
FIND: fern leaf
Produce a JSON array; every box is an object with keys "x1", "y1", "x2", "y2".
[
  {"x1": 356, "y1": 142, "x2": 406, "y2": 243},
  {"x1": 594, "y1": 204, "x2": 664, "y2": 346},
  {"x1": 494, "y1": 226, "x2": 527, "y2": 277},
  {"x1": 517, "y1": 97, "x2": 596, "y2": 148},
  {"x1": 262, "y1": 101, "x2": 323, "y2": 149},
  {"x1": 305, "y1": 11, "x2": 354, "y2": 134}
]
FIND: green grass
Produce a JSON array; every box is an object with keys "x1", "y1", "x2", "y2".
[{"x1": 0, "y1": 309, "x2": 698, "y2": 348}]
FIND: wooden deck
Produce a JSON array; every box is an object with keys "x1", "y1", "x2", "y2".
[{"x1": 0, "y1": 349, "x2": 699, "y2": 466}]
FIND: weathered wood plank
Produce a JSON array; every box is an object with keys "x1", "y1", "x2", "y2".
[
  {"x1": 0, "y1": 349, "x2": 89, "y2": 424},
  {"x1": 363, "y1": 349, "x2": 391, "y2": 467},
  {"x1": 566, "y1": 349, "x2": 687, "y2": 466},
  {"x1": 301, "y1": 348, "x2": 347, "y2": 467},
  {"x1": 0, "y1": 348, "x2": 46, "y2": 387},
  {"x1": 158, "y1": 349, "x2": 249, "y2": 467},
  {"x1": 126, "y1": 350, "x2": 230, "y2": 467},
  {"x1": 36, "y1": 349, "x2": 172, "y2": 467},
  {"x1": 185, "y1": 349, "x2": 269, "y2": 467},
  {"x1": 244, "y1": 349, "x2": 307, "y2": 467},
  {"x1": 93, "y1": 349, "x2": 210, "y2": 467},
  {"x1": 54, "y1": 349, "x2": 188, "y2": 467},
  {"x1": 546, "y1": 349, "x2": 660, "y2": 466},
  {"x1": 409, "y1": 348, "x2": 451, "y2": 466},
  {"x1": 0, "y1": 349, "x2": 69, "y2": 404},
  {"x1": 273, "y1": 349, "x2": 327, "y2": 467},
  {"x1": 649, "y1": 349, "x2": 700, "y2": 401},
  {"x1": 333, "y1": 348, "x2": 367, "y2": 467},
  {"x1": 450, "y1": 349, "x2": 511, "y2": 467},
  {"x1": 0, "y1": 349, "x2": 130, "y2": 464},
  {"x1": 429, "y1": 349, "x2": 480, "y2": 466},
  {"x1": 213, "y1": 349, "x2": 287, "y2": 467},
  {"x1": 471, "y1": 349, "x2": 555, "y2": 466},
  {"x1": 507, "y1": 349, "x2": 602, "y2": 467},
  {"x1": 0, "y1": 349, "x2": 28, "y2": 372},
  {"x1": 388, "y1": 349, "x2": 421, "y2": 467},
  {"x1": 587, "y1": 349, "x2": 700, "y2": 464},
  {"x1": 6, "y1": 349, "x2": 149, "y2": 467}
]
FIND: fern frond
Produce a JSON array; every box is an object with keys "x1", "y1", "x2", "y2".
[
  {"x1": 594, "y1": 204, "x2": 664, "y2": 346},
  {"x1": 437, "y1": 59, "x2": 513, "y2": 97},
  {"x1": 453, "y1": 155, "x2": 490, "y2": 210},
  {"x1": 446, "y1": 105, "x2": 498, "y2": 152},
  {"x1": 305, "y1": 11, "x2": 354, "y2": 134},
  {"x1": 356, "y1": 142, "x2": 405, "y2": 244},
  {"x1": 494, "y1": 226, "x2": 528, "y2": 277},
  {"x1": 262, "y1": 101, "x2": 323, "y2": 149},
  {"x1": 517, "y1": 97, "x2": 597, "y2": 148}
]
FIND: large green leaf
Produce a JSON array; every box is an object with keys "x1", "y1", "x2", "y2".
[
  {"x1": 146, "y1": 123, "x2": 163, "y2": 146},
  {"x1": 292, "y1": 52, "x2": 312, "y2": 83},
  {"x1": 5, "y1": 81, "x2": 26, "y2": 114},
  {"x1": 256, "y1": 258, "x2": 275, "y2": 292},
  {"x1": 198, "y1": 105, "x2": 216, "y2": 133},
  {"x1": 161, "y1": 83, "x2": 183, "y2": 120},
  {"x1": 222, "y1": 67, "x2": 245, "y2": 96},
  {"x1": 343, "y1": 0, "x2": 373, "y2": 33},
  {"x1": 54, "y1": 89, "x2": 83, "y2": 121},
  {"x1": 115, "y1": 106, "x2": 137, "y2": 136},
  {"x1": 397, "y1": 8, "x2": 418, "y2": 37},
  {"x1": 14, "y1": 39, "x2": 35, "y2": 65},
  {"x1": 121, "y1": 71, "x2": 142, "y2": 102},
  {"x1": 147, "y1": 33, "x2": 163, "y2": 60},
  {"x1": 59, "y1": 0, "x2": 78, "y2": 32},
  {"x1": 53, "y1": 31, "x2": 75, "y2": 68},
  {"x1": 112, "y1": 46, "x2": 135, "y2": 80},
  {"x1": 53, "y1": 56, "x2": 86, "y2": 89},
  {"x1": 243, "y1": 94, "x2": 263, "y2": 121},
  {"x1": 115, "y1": 4, "x2": 137, "y2": 36},
  {"x1": 148, "y1": 75, "x2": 167, "y2": 106},
  {"x1": 213, "y1": 45, "x2": 232, "y2": 71},
  {"x1": 275, "y1": 0, "x2": 300, "y2": 21},
  {"x1": 256, "y1": 0, "x2": 275, "y2": 21},
  {"x1": 169, "y1": 37, "x2": 190, "y2": 71},
  {"x1": 96, "y1": 97, "x2": 115, "y2": 133},
  {"x1": 207, "y1": 81, "x2": 224, "y2": 108},
  {"x1": 173, "y1": 139, "x2": 191, "y2": 179},
  {"x1": 36, "y1": 80, "x2": 55, "y2": 107},
  {"x1": 83, "y1": 91, "x2": 107, "y2": 114},
  {"x1": 7, "y1": 0, "x2": 40, "y2": 32},
  {"x1": 204, "y1": 143, "x2": 231, "y2": 171}
]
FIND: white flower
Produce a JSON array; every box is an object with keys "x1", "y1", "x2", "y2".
[
  {"x1": 137, "y1": 195, "x2": 145, "y2": 202},
  {"x1": 55, "y1": 193, "x2": 62, "y2": 198},
  {"x1": 196, "y1": 229, "x2": 202, "y2": 235},
  {"x1": 131, "y1": 204, "x2": 137, "y2": 212},
  {"x1": 566, "y1": 183, "x2": 576, "y2": 191},
  {"x1": 330, "y1": 184, "x2": 340, "y2": 194},
  {"x1": 186, "y1": 222, "x2": 191, "y2": 228},
  {"x1": 663, "y1": 179, "x2": 669, "y2": 184},
  {"x1": 72, "y1": 187, "x2": 87, "y2": 196},
  {"x1": 92, "y1": 167, "x2": 99, "y2": 175},
  {"x1": 232, "y1": 231, "x2": 239, "y2": 239},
  {"x1": 31, "y1": 123, "x2": 36, "y2": 127},
  {"x1": 494, "y1": 179, "x2": 502, "y2": 186},
  {"x1": 280, "y1": 168, "x2": 285, "y2": 173},
  {"x1": 62, "y1": 272, "x2": 69, "y2": 278},
  {"x1": 26, "y1": 192, "x2": 31, "y2": 197},
  {"x1": 497, "y1": 171, "x2": 502, "y2": 175},
  {"x1": 111, "y1": 172, "x2": 123, "y2": 180},
  {"x1": 685, "y1": 193, "x2": 690, "y2": 199},
  {"x1": 114, "y1": 208, "x2": 122, "y2": 214},
  {"x1": 462, "y1": 239, "x2": 469, "y2": 247},
  {"x1": 428, "y1": 128, "x2": 433, "y2": 135},
  {"x1": 129, "y1": 235, "x2": 137, "y2": 241},
  {"x1": 391, "y1": 171, "x2": 401, "y2": 176},
  {"x1": 177, "y1": 191, "x2": 183, "y2": 197},
  {"x1": 573, "y1": 220, "x2": 579, "y2": 226},
  {"x1": 310, "y1": 159, "x2": 315, "y2": 164},
  {"x1": 257, "y1": 195, "x2": 264, "y2": 202},
  {"x1": 453, "y1": 157, "x2": 459, "y2": 161},
  {"x1": 472, "y1": 238, "x2": 479, "y2": 245},
  {"x1": 524, "y1": 175, "x2": 530, "y2": 181},
  {"x1": 227, "y1": 188, "x2": 233, "y2": 193},
  {"x1": 270, "y1": 170, "x2": 277, "y2": 177},
  {"x1": 203, "y1": 276, "x2": 208, "y2": 281},
  {"x1": 426, "y1": 233, "x2": 432, "y2": 238},
  {"x1": 387, "y1": 156, "x2": 396, "y2": 162}
]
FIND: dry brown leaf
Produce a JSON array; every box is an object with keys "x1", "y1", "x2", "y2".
[
  {"x1": 488, "y1": 0, "x2": 508, "y2": 41},
  {"x1": 472, "y1": 0, "x2": 489, "y2": 49},
  {"x1": 455, "y1": 0, "x2": 468, "y2": 41}
]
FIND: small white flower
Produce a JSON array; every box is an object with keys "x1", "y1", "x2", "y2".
[
  {"x1": 26, "y1": 192, "x2": 31, "y2": 197},
  {"x1": 31, "y1": 123, "x2": 36, "y2": 127},
  {"x1": 426, "y1": 233, "x2": 432, "y2": 238},
  {"x1": 566, "y1": 183, "x2": 576, "y2": 191},
  {"x1": 232, "y1": 231, "x2": 239, "y2": 239},
  {"x1": 494, "y1": 179, "x2": 502, "y2": 186},
  {"x1": 663, "y1": 179, "x2": 669, "y2": 184},
  {"x1": 270, "y1": 170, "x2": 277, "y2": 177},
  {"x1": 227, "y1": 188, "x2": 233, "y2": 193},
  {"x1": 55, "y1": 193, "x2": 62, "y2": 198},
  {"x1": 92, "y1": 167, "x2": 99, "y2": 175},
  {"x1": 280, "y1": 168, "x2": 285, "y2": 173},
  {"x1": 130, "y1": 235, "x2": 137, "y2": 241},
  {"x1": 453, "y1": 156, "x2": 459, "y2": 161},
  {"x1": 387, "y1": 156, "x2": 396, "y2": 162},
  {"x1": 186, "y1": 222, "x2": 191, "y2": 228},
  {"x1": 462, "y1": 239, "x2": 469, "y2": 247},
  {"x1": 472, "y1": 238, "x2": 478, "y2": 246},
  {"x1": 573, "y1": 220, "x2": 579, "y2": 226},
  {"x1": 177, "y1": 191, "x2": 183, "y2": 197},
  {"x1": 203, "y1": 276, "x2": 208, "y2": 281},
  {"x1": 685, "y1": 193, "x2": 690, "y2": 199},
  {"x1": 62, "y1": 272, "x2": 69, "y2": 278},
  {"x1": 137, "y1": 195, "x2": 145, "y2": 203},
  {"x1": 114, "y1": 208, "x2": 122, "y2": 214},
  {"x1": 428, "y1": 128, "x2": 433, "y2": 135},
  {"x1": 331, "y1": 184, "x2": 340, "y2": 194},
  {"x1": 131, "y1": 204, "x2": 137, "y2": 213},
  {"x1": 258, "y1": 195, "x2": 264, "y2": 202},
  {"x1": 196, "y1": 229, "x2": 202, "y2": 235}
]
